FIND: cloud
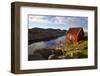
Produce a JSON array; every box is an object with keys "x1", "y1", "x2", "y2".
[
  {"x1": 29, "y1": 15, "x2": 66, "y2": 24},
  {"x1": 29, "y1": 15, "x2": 50, "y2": 23},
  {"x1": 28, "y1": 15, "x2": 88, "y2": 31}
]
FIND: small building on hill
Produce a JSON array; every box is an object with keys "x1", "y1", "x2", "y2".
[{"x1": 66, "y1": 27, "x2": 84, "y2": 43}]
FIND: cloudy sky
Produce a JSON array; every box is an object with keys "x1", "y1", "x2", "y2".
[{"x1": 28, "y1": 15, "x2": 88, "y2": 32}]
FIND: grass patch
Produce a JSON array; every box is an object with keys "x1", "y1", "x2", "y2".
[{"x1": 48, "y1": 39, "x2": 88, "y2": 59}]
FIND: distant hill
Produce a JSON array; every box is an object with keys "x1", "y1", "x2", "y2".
[
  {"x1": 84, "y1": 32, "x2": 88, "y2": 36},
  {"x1": 28, "y1": 28, "x2": 66, "y2": 45}
]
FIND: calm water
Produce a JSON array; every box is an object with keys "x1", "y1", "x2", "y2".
[{"x1": 28, "y1": 35, "x2": 66, "y2": 55}]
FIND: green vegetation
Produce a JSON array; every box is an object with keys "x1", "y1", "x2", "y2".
[{"x1": 48, "y1": 39, "x2": 88, "y2": 59}]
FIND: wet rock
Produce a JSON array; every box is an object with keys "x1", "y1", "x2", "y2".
[
  {"x1": 29, "y1": 48, "x2": 64, "y2": 60},
  {"x1": 52, "y1": 49, "x2": 63, "y2": 56},
  {"x1": 48, "y1": 54, "x2": 59, "y2": 60},
  {"x1": 34, "y1": 49, "x2": 52, "y2": 59},
  {"x1": 28, "y1": 53, "x2": 46, "y2": 60}
]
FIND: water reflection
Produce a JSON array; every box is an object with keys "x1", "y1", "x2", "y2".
[{"x1": 28, "y1": 35, "x2": 66, "y2": 55}]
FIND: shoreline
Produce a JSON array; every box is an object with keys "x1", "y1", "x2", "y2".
[{"x1": 28, "y1": 35, "x2": 65, "y2": 45}]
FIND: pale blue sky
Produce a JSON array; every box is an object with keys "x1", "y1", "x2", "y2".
[{"x1": 28, "y1": 15, "x2": 88, "y2": 32}]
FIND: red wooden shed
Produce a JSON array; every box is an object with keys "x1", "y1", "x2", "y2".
[{"x1": 66, "y1": 27, "x2": 84, "y2": 43}]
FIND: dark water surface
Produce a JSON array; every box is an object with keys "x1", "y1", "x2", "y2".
[{"x1": 28, "y1": 35, "x2": 66, "y2": 55}]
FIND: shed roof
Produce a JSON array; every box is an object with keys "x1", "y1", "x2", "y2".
[{"x1": 67, "y1": 27, "x2": 83, "y2": 36}]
